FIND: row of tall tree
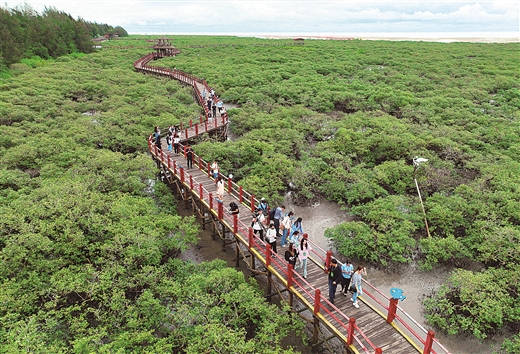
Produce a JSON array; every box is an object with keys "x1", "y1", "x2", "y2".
[{"x1": 0, "y1": 5, "x2": 127, "y2": 67}]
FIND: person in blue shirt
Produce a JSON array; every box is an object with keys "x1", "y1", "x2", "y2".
[
  {"x1": 290, "y1": 217, "x2": 303, "y2": 239},
  {"x1": 340, "y1": 260, "x2": 354, "y2": 295},
  {"x1": 273, "y1": 205, "x2": 285, "y2": 238}
]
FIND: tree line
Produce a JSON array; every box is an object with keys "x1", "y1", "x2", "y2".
[{"x1": 0, "y1": 4, "x2": 127, "y2": 68}]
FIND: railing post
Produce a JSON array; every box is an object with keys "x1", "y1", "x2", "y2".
[
  {"x1": 347, "y1": 318, "x2": 356, "y2": 345},
  {"x1": 167, "y1": 155, "x2": 171, "y2": 169},
  {"x1": 387, "y1": 298, "x2": 398, "y2": 324},
  {"x1": 180, "y1": 167, "x2": 185, "y2": 183},
  {"x1": 180, "y1": 121, "x2": 183, "y2": 130},
  {"x1": 154, "y1": 145, "x2": 158, "y2": 156},
  {"x1": 233, "y1": 213, "x2": 238, "y2": 234},
  {"x1": 214, "y1": 117, "x2": 218, "y2": 129},
  {"x1": 287, "y1": 263, "x2": 294, "y2": 289},
  {"x1": 200, "y1": 115, "x2": 203, "y2": 124},
  {"x1": 227, "y1": 177, "x2": 232, "y2": 194},
  {"x1": 195, "y1": 123, "x2": 199, "y2": 135},
  {"x1": 189, "y1": 175, "x2": 194, "y2": 190},
  {"x1": 239, "y1": 186, "x2": 243, "y2": 202},
  {"x1": 173, "y1": 160, "x2": 177, "y2": 175},
  {"x1": 313, "y1": 289, "x2": 321, "y2": 315},
  {"x1": 209, "y1": 193, "x2": 213, "y2": 211},
  {"x1": 207, "y1": 163, "x2": 212, "y2": 177},
  {"x1": 185, "y1": 128, "x2": 188, "y2": 140},
  {"x1": 266, "y1": 244, "x2": 272, "y2": 268},
  {"x1": 205, "y1": 120, "x2": 208, "y2": 132},
  {"x1": 198, "y1": 155, "x2": 202, "y2": 169},
  {"x1": 248, "y1": 227, "x2": 254, "y2": 249},
  {"x1": 218, "y1": 200, "x2": 223, "y2": 220},
  {"x1": 423, "y1": 331, "x2": 435, "y2": 354},
  {"x1": 199, "y1": 183, "x2": 203, "y2": 199},
  {"x1": 325, "y1": 250, "x2": 333, "y2": 271},
  {"x1": 250, "y1": 194, "x2": 255, "y2": 212},
  {"x1": 375, "y1": 348, "x2": 383, "y2": 354},
  {"x1": 189, "y1": 119, "x2": 193, "y2": 128}
]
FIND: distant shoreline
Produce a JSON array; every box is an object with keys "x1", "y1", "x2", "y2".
[
  {"x1": 130, "y1": 32, "x2": 519, "y2": 43},
  {"x1": 262, "y1": 35, "x2": 519, "y2": 43}
]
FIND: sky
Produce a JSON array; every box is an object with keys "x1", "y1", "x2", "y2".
[{"x1": 3, "y1": 0, "x2": 519, "y2": 36}]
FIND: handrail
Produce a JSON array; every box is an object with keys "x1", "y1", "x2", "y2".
[{"x1": 138, "y1": 51, "x2": 451, "y2": 354}]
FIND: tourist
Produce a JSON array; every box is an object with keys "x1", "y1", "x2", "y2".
[
  {"x1": 166, "y1": 132, "x2": 172, "y2": 152},
  {"x1": 229, "y1": 202, "x2": 239, "y2": 215},
  {"x1": 173, "y1": 134, "x2": 180, "y2": 154},
  {"x1": 217, "y1": 100, "x2": 223, "y2": 113},
  {"x1": 252, "y1": 209, "x2": 265, "y2": 241},
  {"x1": 341, "y1": 260, "x2": 354, "y2": 295},
  {"x1": 186, "y1": 145, "x2": 193, "y2": 169},
  {"x1": 216, "y1": 176, "x2": 225, "y2": 200},
  {"x1": 281, "y1": 211, "x2": 294, "y2": 247},
  {"x1": 327, "y1": 259, "x2": 342, "y2": 305},
  {"x1": 299, "y1": 237, "x2": 312, "y2": 278},
  {"x1": 258, "y1": 198, "x2": 269, "y2": 215},
  {"x1": 273, "y1": 205, "x2": 285, "y2": 237},
  {"x1": 211, "y1": 160, "x2": 219, "y2": 180},
  {"x1": 290, "y1": 217, "x2": 303, "y2": 239},
  {"x1": 285, "y1": 243, "x2": 299, "y2": 268},
  {"x1": 212, "y1": 101, "x2": 217, "y2": 118},
  {"x1": 351, "y1": 266, "x2": 367, "y2": 309},
  {"x1": 266, "y1": 222, "x2": 277, "y2": 254},
  {"x1": 153, "y1": 126, "x2": 161, "y2": 150}
]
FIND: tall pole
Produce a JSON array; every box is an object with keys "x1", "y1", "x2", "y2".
[{"x1": 414, "y1": 164, "x2": 431, "y2": 238}]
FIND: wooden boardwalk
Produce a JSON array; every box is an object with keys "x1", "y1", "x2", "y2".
[{"x1": 135, "y1": 47, "x2": 451, "y2": 354}]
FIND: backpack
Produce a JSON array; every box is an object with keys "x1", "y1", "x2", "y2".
[{"x1": 269, "y1": 208, "x2": 276, "y2": 221}]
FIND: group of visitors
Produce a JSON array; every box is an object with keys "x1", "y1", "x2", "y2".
[
  {"x1": 202, "y1": 87, "x2": 226, "y2": 119},
  {"x1": 327, "y1": 258, "x2": 367, "y2": 309},
  {"x1": 250, "y1": 199, "x2": 312, "y2": 279},
  {"x1": 151, "y1": 125, "x2": 181, "y2": 154}
]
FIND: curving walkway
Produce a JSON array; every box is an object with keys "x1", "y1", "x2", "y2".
[{"x1": 134, "y1": 48, "x2": 451, "y2": 354}]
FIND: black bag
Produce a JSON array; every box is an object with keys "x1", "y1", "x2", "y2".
[
  {"x1": 349, "y1": 284, "x2": 357, "y2": 293},
  {"x1": 269, "y1": 208, "x2": 276, "y2": 220}
]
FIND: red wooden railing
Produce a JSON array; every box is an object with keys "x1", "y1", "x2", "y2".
[{"x1": 138, "y1": 52, "x2": 451, "y2": 354}]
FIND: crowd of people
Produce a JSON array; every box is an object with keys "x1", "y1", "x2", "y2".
[{"x1": 152, "y1": 126, "x2": 367, "y2": 311}]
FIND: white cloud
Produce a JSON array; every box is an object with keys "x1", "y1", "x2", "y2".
[{"x1": 2, "y1": 0, "x2": 518, "y2": 34}]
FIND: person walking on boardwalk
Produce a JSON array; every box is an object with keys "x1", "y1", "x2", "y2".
[
  {"x1": 211, "y1": 160, "x2": 219, "y2": 180},
  {"x1": 173, "y1": 134, "x2": 180, "y2": 154},
  {"x1": 252, "y1": 209, "x2": 265, "y2": 241},
  {"x1": 290, "y1": 217, "x2": 303, "y2": 239},
  {"x1": 273, "y1": 205, "x2": 285, "y2": 238},
  {"x1": 153, "y1": 126, "x2": 162, "y2": 150},
  {"x1": 284, "y1": 243, "x2": 299, "y2": 268},
  {"x1": 340, "y1": 260, "x2": 354, "y2": 296},
  {"x1": 299, "y1": 237, "x2": 312, "y2": 279},
  {"x1": 216, "y1": 176, "x2": 225, "y2": 201},
  {"x1": 186, "y1": 145, "x2": 193, "y2": 169},
  {"x1": 351, "y1": 266, "x2": 367, "y2": 309},
  {"x1": 327, "y1": 259, "x2": 342, "y2": 305},
  {"x1": 266, "y1": 221, "x2": 277, "y2": 254},
  {"x1": 258, "y1": 198, "x2": 268, "y2": 217},
  {"x1": 166, "y1": 132, "x2": 173, "y2": 152},
  {"x1": 280, "y1": 211, "x2": 294, "y2": 247}
]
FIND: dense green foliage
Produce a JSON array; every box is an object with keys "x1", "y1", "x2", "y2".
[
  {"x1": 153, "y1": 36, "x2": 519, "y2": 344},
  {"x1": 0, "y1": 38, "x2": 301, "y2": 352},
  {"x1": 0, "y1": 4, "x2": 127, "y2": 68}
]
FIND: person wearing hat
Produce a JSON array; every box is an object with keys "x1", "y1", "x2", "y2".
[
  {"x1": 266, "y1": 221, "x2": 277, "y2": 254},
  {"x1": 258, "y1": 198, "x2": 268, "y2": 216}
]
